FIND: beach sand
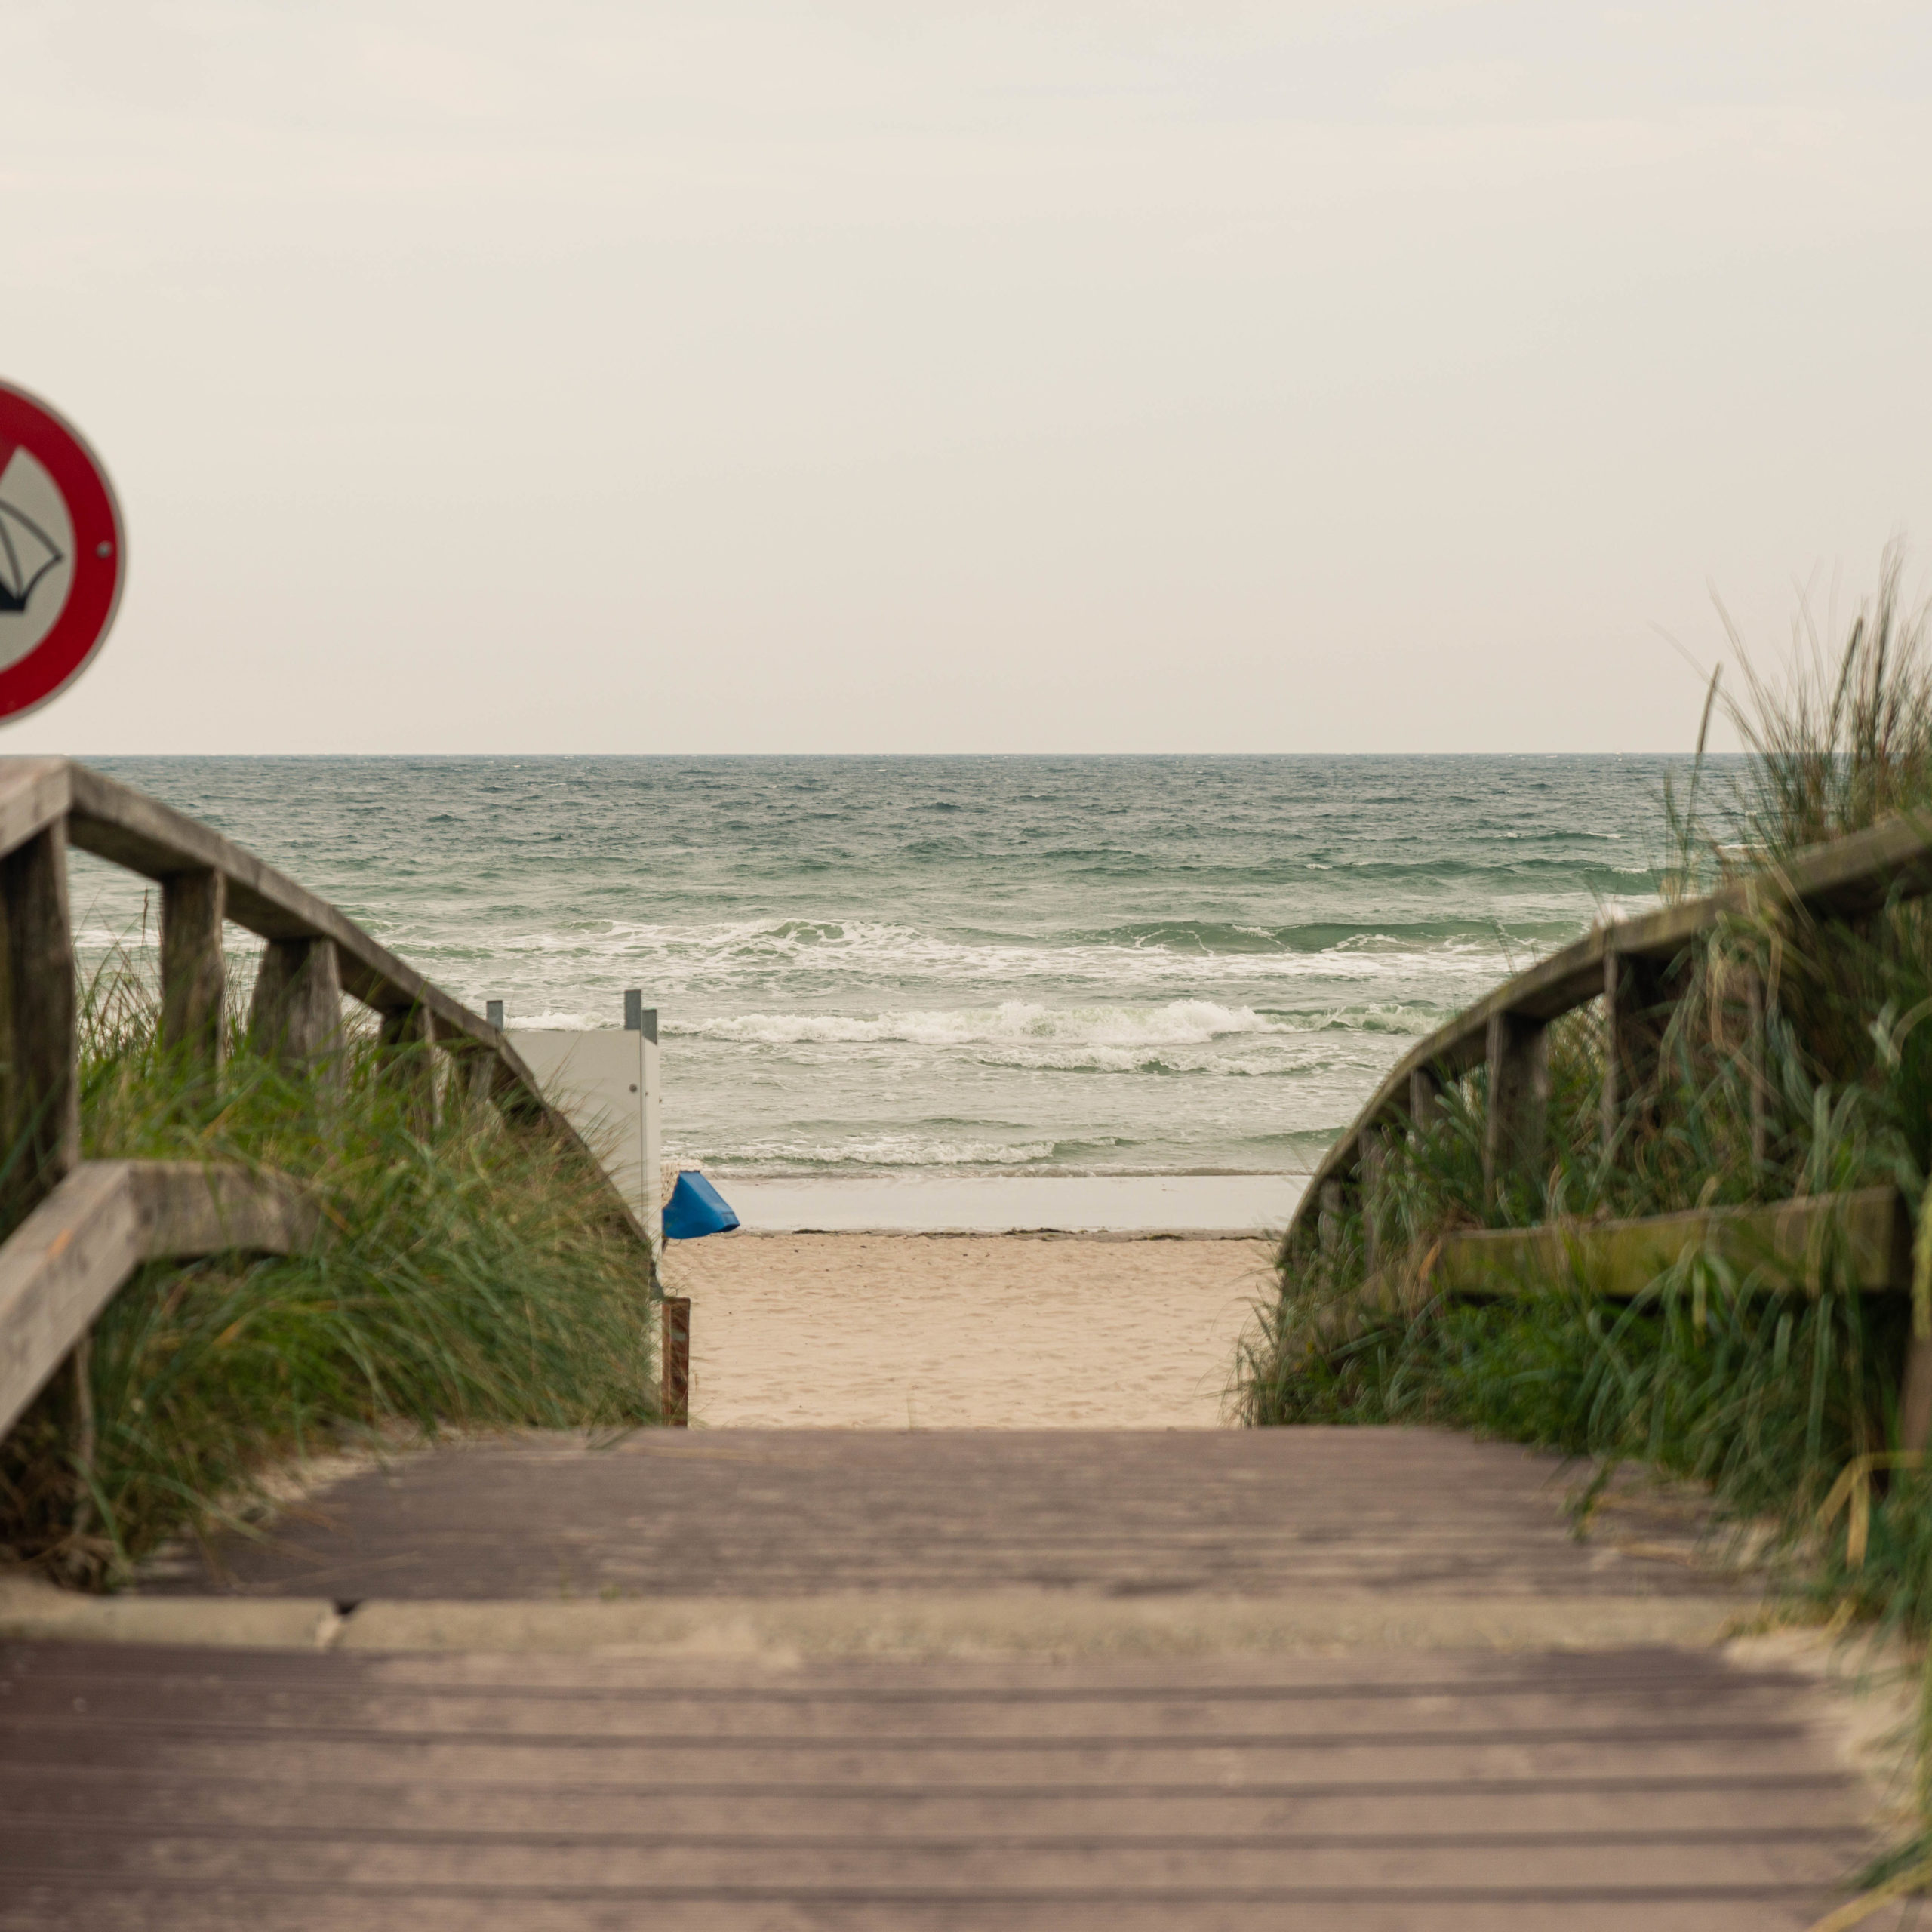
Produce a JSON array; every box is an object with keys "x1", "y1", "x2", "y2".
[{"x1": 663, "y1": 1232, "x2": 1275, "y2": 1429}]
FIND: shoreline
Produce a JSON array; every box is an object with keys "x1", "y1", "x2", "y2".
[{"x1": 703, "y1": 1171, "x2": 1305, "y2": 1235}]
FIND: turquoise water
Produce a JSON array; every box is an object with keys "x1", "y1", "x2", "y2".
[{"x1": 70, "y1": 756, "x2": 1679, "y2": 1177}]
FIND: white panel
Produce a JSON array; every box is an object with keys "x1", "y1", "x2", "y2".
[{"x1": 506, "y1": 1029, "x2": 648, "y2": 1233}]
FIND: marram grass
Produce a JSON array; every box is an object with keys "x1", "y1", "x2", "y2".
[
  {"x1": 0, "y1": 961, "x2": 658, "y2": 1587},
  {"x1": 1235, "y1": 549, "x2": 1932, "y2": 1902}
]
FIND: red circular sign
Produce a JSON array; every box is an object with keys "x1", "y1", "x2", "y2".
[{"x1": 0, "y1": 382, "x2": 125, "y2": 722}]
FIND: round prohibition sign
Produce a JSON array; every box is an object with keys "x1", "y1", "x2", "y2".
[{"x1": 0, "y1": 381, "x2": 125, "y2": 722}]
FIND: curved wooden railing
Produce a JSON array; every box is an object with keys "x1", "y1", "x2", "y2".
[
  {"x1": 1284, "y1": 807, "x2": 1932, "y2": 1443},
  {"x1": 0, "y1": 756, "x2": 657, "y2": 1446}
]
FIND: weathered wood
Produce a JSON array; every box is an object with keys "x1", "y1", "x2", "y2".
[
  {"x1": 0, "y1": 1161, "x2": 315, "y2": 1441},
  {"x1": 158, "y1": 868, "x2": 226, "y2": 1072},
  {"x1": 1284, "y1": 805, "x2": 1932, "y2": 1253},
  {"x1": 1407, "y1": 1065, "x2": 1444, "y2": 1133},
  {"x1": 1744, "y1": 968, "x2": 1771, "y2": 1169},
  {"x1": 1902, "y1": 1333, "x2": 1932, "y2": 1454},
  {"x1": 1482, "y1": 1011, "x2": 1549, "y2": 1203},
  {"x1": 1430, "y1": 1184, "x2": 1911, "y2": 1302},
  {"x1": 1317, "y1": 1180, "x2": 1345, "y2": 1258},
  {"x1": 379, "y1": 1002, "x2": 443, "y2": 1130},
  {"x1": 247, "y1": 936, "x2": 344, "y2": 1069},
  {"x1": 660, "y1": 1295, "x2": 690, "y2": 1426},
  {"x1": 1601, "y1": 950, "x2": 1672, "y2": 1150},
  {"x1": 0, "y1": 820, "x2": 78, "y2": 1227},
  {"x1": 0, "y1": 758, "x2": 72, "y2": 869},
  {"x1": 1360, "y1": 1130, "x2": 1388, "y2": 1274}
]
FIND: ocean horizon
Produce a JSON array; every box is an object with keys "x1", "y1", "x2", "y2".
[{"x1": 68, "y1": 754, "x2": 1695, "y2": 1200}]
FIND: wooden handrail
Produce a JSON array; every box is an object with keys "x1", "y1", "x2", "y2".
[
  {"x1": 1285, "y1": 807, "x2": 1932, "y2": 1247},
  {"x1": 0, "y1": 756, "x2": 662, "y2": 1453},
  {"x1": 0, "y1": 1161, "x2": 316, "y2": 1441}
]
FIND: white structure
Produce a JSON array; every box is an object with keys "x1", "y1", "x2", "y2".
[{"x1": 503, "y1": 992, "x2": 663, "y2": 1251}]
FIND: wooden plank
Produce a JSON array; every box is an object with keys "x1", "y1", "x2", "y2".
[
  {"x1": 0, "y1": 820, "x2": 78, "y2": 1227},
  {"x1": 1482, "y1": 1012, "x2": 1549, "y2": 1203},
  {"x1": 0, "y1": 1161, "x2": 318, "y2": 1443},
  {"x1": 1429, "y1": 1185, "x2": 1911, "y2": 1300},
  {"x1": 158, "y1": 869, "x2": 226, "y2": 1072},
  {"x1": 125, "y1": 1162, "x2": 317, "y2": 1260},
  {"x1": 246, "y1": 937, "x2": 344, "y2": 1069}
]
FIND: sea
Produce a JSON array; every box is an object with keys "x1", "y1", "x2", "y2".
[{"x1": 69, "y1": 757, "x2": 1681, "y2": 1227}]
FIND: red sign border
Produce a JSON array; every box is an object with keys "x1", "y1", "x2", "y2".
[{"x1": 0, "y1": 381, "x2": 126, "y2": 724}]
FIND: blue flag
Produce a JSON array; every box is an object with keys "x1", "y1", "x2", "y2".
[{"x1": 662, "y1": 1170, "x2": 740, "y2": 1240}]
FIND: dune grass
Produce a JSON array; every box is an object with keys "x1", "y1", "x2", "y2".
[
  {"x1": 0, "y1": 962, "x2": 658, "y2": 1588},
  {"x1": 1239, "y1": 549, "x2": 1932, "y2": 1877}
]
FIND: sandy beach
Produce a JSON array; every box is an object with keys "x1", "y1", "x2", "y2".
[{"x1": 663, "y1": 1232, "x2": 1274, "y2": 1429}]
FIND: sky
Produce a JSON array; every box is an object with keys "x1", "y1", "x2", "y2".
[{"x1": 5, "y1": 0, "x2": 1930, "y2": 755}]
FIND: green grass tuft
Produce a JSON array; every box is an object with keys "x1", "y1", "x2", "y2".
[{"x1": 0, "y1": 961, "x2": 658, "y2": 1587}]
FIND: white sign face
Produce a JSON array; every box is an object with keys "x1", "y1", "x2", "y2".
[{"x1": 0, "y1": 445, "x2": 75, "y2": 670}]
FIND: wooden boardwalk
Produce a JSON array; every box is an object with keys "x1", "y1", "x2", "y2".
[{"x1": 0, "y1": 1427, "x2": 1901, "y2": 1928}]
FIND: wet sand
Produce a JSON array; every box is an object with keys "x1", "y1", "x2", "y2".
[{"x1": 663, "y1": 1232, "x2": 1275, "y2": 1429}]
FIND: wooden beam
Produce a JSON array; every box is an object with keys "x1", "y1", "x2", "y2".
[
  {"x1": 660, "y1": 1296, "x2": 690, "y2": 1426},
  {"x1": 1318, "y1": 1180, "x2": 1346, "y2": 1259},
  {"x1": 247, "y1": 937, "x2": 344, "y2": 1071},
  {"x1": 1361, "y1": 1130, "x2": 1388, "y2": 1275},
  {"x1": 1408, "y1": 1066, "x2": 1445, "y2": 1134},
  {"x1": 0, "y1": 1161, "x2": 316, "y2": 1443},
  {"x1": 1601, "y1": 949, "x2": 1672, "y2": 1151},
  {"x1": 159, "y1": 869, "x2": 226, "y2": 1073},
  {"x1": 380, "y1": 1002, "x2": 443, "y2": 1131},
  {"x1": 1483, "y1": 1011, "x2": 1549, "y2": 1204},
  {"x1": 1430, "y1": 1185, "x2": 1911, "y2": 1301},
  {"x1": 0, "y1": 820, "x2": 78, "y2": 1228}
]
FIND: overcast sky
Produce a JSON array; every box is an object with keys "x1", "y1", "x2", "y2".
[{"x1": 5, "y1": 1, "x2": 1930, "y2": 754}]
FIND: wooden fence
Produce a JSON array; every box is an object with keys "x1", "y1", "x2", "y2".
[
  {"x1": 1282, "y1": 806, "x2": 1932, "y2": 1446},
  {"x1": 0, "y1": 755, "x2": 665, "y2": 1449}
]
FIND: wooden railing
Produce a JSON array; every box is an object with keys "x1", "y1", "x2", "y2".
[
  {"x1": 0, "y1": 756, "x2": 659, "y2": 1447},
  {"x1": 1284, "y1": 807, "x2": 1932, "y2": 1442}
]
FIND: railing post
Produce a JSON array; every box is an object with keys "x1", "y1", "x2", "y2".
[
  {"x1": 1316, "y1": 1177, "x2": 1346, "y2": 1257},
  {"x1": 1902, "y1": 1335, "x2": 1932, "y2": 1455},
  {"x1": 0, "y1": 819, "x2": 78, "y2": 1228},
  {"x1": 1408, "y1": 1066, "x2": 1445, "y2": 1134},
  {"x1": 1361, "y1": 1129, "x2": 1388, "y2": 1275},
  {"x1": 661, "y1": 1296, "x2": 690, "y2": 1426},
  {"x1": 1743, "y1": 968, "x2": 1772, "y2": 1168},
  {"x1": 380, "y1": 1002, "x2": 443, "y2": 1130},
  {"x1": 1601, "y1": 950, "x2": 1670, "y2": 1152},
  {"x1": 159, "y1": 869, "x2": 226, "y2": 1075},
  {"x1": 1484, "y1": 1010, "x2": 1549, "y2": 1203},
  {"x1": 248, "y1": 937, "x2": 344, "y2": 1072}
]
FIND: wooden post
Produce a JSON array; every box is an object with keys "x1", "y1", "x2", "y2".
[
  {"x1": 1900, "y1": 1337, "x2": 1932, "y2": 1454},
  {"x1": 248, "y1": 937, "x2": 343, "y2": 1070},
  {"x1": 1601, "y1": 950, "x2": 1670, "y2": 1152},
  {"x1": 1318, "y1": 1178, "x2": 1346, "y2": 1258},
  {"x1": 1744, "y1": 968, "x2": 1771, "y2": 1169},
  {"x1": 1484, "y1": 1010, "x2": 1549, "y2": 1204},
  {"x1": 0, "y1": 820, "x2": 78, "y2": 1229},
  {"x1": 159, "y1": 868, "x2": 226, "y2": 1074},
  {"x1": 380, "y1": 1002, "x2": 443, "y2": 1131},
  {"x1": 1408, "y1": 1065, "x2": 1445, "y2": 1134},
  {"x1": 661, "y1": 1295, "x2": 690, "y2": 1426},
  {"x1": 1361, "y1": 1129, "x2": 1388, "y2": 1275}
]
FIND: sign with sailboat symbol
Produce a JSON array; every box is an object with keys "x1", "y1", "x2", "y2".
[{"x1": 0, "y1": 382, "x2": 125, "y2": 721}]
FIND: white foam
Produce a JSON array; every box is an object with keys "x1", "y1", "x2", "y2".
[{"x1": 679, "y1": 998, "x2": 1291, "y2": 1049}]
